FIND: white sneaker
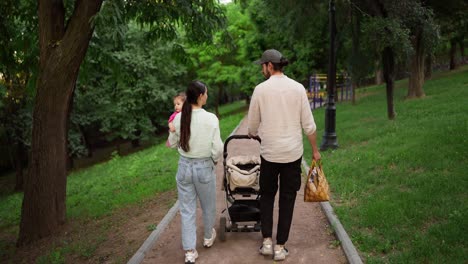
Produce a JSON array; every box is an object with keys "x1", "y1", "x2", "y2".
[
  {"x1": 274, "y1": 244, "x2": 289, "y2": 261},
  {"x1": 203, "y1": 228, "x2": 216, "y2": 248},
  {"x1": 185, "y1": 249, "x2": 198, "y2": 264},
  {"x1": 259, "y1": 238, "x2": 273, "y2": 255}
]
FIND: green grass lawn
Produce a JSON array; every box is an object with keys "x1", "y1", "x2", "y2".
[
  {"x1": 304, "y1": 66, "x2": 468, "y2": 263},
  {"x1": 216, "y1": 100, "x2": 248, "y2": 118},
  {"x1": 0, "y1": 101, "x2": 246, "y2": 258}
]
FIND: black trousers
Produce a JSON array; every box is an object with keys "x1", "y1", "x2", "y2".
[{"x1": 259, "y1": 156, "x2": 302, "y2": 245}]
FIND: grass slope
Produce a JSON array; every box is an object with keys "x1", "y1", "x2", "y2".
[
  {"x1": 304, "y1": 66, "x2": 468, "y2": 263},
  {"x1": 0, "y1": 101, "x2": 246, "y2": 262}
]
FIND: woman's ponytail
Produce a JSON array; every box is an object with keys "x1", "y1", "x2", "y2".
[{"x1": 179, "y1": 81, "x2": 207, "y2": 152}]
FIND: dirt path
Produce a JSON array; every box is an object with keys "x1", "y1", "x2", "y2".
[{"x1": 142, "y1": 118, "x2": 347, "y2": 264}]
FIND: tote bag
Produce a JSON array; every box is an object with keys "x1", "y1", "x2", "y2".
[{"x1": 304, "y1": 160, "x2": 330, "y2": 202}]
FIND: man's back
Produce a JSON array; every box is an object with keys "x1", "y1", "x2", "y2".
[{"x1": 248, "y1": 74, "x2": 316, "y2": 163}]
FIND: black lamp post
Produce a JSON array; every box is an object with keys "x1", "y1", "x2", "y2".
[{"x1": 320, "y1": 0, "x2": 339, "y2": 151}]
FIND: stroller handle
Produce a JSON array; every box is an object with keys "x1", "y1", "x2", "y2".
[{"x1": 223, "y1": 135, "x2": 261, "y2": 160}]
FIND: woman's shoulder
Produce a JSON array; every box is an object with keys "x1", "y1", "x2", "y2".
[{"x1": 200, "y1": 109, "x2": 219, "y2": 122}]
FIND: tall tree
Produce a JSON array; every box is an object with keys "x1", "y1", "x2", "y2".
[
  {"x1": 426, "y1": 0, "x2": 468, "y2": 70},
  {"x1": 356, "y1": 0, "x2": 411, "y2": 119},
  {"x1": 351, "y1": 0, "x2": 439, "y2": 117},
  {"x1": 18, "y1": 0, "x2": 105, "y2": 246},
  {"x1": 18, "y1": 0, "x2": 225, "y2": 245},
  {"x1": 394, "y1": 1, "x2": 439, "y2": 98}
]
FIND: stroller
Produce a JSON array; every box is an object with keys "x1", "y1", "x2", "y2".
[{"x1": 219, "y1": 135, "x2": 262, "y2": 241}]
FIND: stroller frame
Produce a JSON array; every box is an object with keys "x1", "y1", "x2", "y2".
[{"x1": 219, "y1": 135, "x2": 262, "y2": 241}]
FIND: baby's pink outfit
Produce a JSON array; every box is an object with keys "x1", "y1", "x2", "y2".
[{"x1": 168, "y1": 111, "x2": 179, "y2": 123}]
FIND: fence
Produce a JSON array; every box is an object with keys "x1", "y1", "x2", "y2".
[{"x1": 308, "y1": 73, "x2": 353, "y2": 110}]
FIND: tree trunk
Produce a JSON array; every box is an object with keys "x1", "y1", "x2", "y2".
[
  {"x1": 131, "y1": 130, "x2": 141, "y2": 148},
  {"x1": 408, "y1": 32, "x2": 426, "y2": 98},
  {"x1": 449, "y1": 39, "x2": 457, "y2": 70},
  {"x1": 375, "y1": 68, "x2": 383, "y2": 85},
  {"x1": 425, "y1": 54, "x2": 433, "y2": 80},
  {"x1": 352, "y1": 82, "x2": 357, "y2": 105},
  {"x1": 382, "y1": 47, "x2": 395, "y2": 120},
  {"x1": 18, "y1": 72, "x2": 72, "y2": 244},
  {"x1": 460, "y1": 41, "x2": 465, "y2": 63},
  {"x1": 17, "y1": 0, "x2": 103, "y2": 246},
  {"x1": 14, "y1": 143, "x2": 26, "y2": 191},
  {"x1": 79, "y1": 124, "x2": 93, "y2": 157}
]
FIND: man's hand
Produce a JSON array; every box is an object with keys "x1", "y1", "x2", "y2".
[
  {"x1": 313, "y1": 150, "x2": 321, "y2": 161},
  {"x1": 307, "y1": 132, "x2": 321, "y2": 160}
]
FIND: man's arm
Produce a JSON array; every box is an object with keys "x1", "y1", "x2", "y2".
[
  {"x1": 247, "y1": 89, "x2": 260, "y2": 137},
  {"x1": 300, "y1": 88, "x2": 320, "y2": 160},
  {"x1": 306, "y1": 131, "x2": 321, "y2": 161}
]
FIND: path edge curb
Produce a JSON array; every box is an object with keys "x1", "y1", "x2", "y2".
[
  {"x1": 127, "y1": 117, "x2": 244, "y2": 264},
  {"x1": 127, "y1": 200, "x2": 180, "y2": 264},
  {"x1": 301, "y1": 159, "x2": 363, "y2": 264}
]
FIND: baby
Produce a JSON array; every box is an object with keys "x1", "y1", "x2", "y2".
[{"x1": 168, "y1": 92, "x2": 186, "y2": 132}]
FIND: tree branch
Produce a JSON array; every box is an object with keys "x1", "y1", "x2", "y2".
[
  {"x1": 58, "y1": 0, "x2": 103, "y2": 76},
  {"x1": 38, "y1": 0, "x2": 65, "y2": 66}
]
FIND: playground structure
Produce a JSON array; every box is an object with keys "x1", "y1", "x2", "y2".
[{"x1": 308, "y1": 72, "x2": 353, "y2": 110}]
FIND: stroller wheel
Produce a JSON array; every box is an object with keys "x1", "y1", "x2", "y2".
[{"x1": 219, "y1": 217, "x2": 227, "y2": 242}]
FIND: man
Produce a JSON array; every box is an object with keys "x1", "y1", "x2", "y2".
[{"x1": 248, "y1": 49, "x2": 321, "y2": 261}]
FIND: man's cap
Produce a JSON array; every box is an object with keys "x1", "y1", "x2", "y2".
[{"x1": 254, "y1": 49, "x2": 284, "y2": 64}]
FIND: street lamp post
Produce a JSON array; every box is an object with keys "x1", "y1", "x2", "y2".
[{"x1": 320, "y1": 0, "x2": 339, "y2": 151}]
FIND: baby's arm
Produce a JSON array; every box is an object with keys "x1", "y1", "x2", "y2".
[{"x1": 168, "y1": 122, "x2": 175, "y2": 132}]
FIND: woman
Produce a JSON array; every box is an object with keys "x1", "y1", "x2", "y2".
[{"x1": 168, "y1": 80, "x2": 223, "y2": 264}]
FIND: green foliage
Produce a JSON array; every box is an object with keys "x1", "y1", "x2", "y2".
[
  {"x1": 1, "y1": 0, "x2": 227, "y2": 159},
  {"x1": 391, "y1": 1, "x2": 440, "y2": 53},
  {"x1": 350, "y1": 0, "x2": 442, "y2": 66},
  {"x1": 244, "y1": 0, "x2": 329, "y2": 83},
  {"x1": 71, "y1": 22, "x2": 189, "y2": 155},
  {"x1": 304, "y1": 67, "x2": 468, "y2": 263},
  {"x1": 67, "y1": 0, "x2": 227, "y2": 156},
  {"x1": 125, "y1": 0, "x2": 226, "y2": 43},
  {"x1": 0, "y1": 0, "x2": 38, "y2": 154},
  {"x1": 427, "y1": 0, "x2": 468, "y2": 65},
  {"x1": 361, "y1": 16, "x2": 412, "y2": 61},
  {"x1": 427, "y1": 0, "x2": 468, "y2": 41},
  {"x1": 186, "y1": 3, "x2": 260, "y2": 101},
  {"x1": 0, "y1": 101, "x2": 246, "y2": 228}
]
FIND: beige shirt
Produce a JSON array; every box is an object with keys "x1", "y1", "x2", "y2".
[
  {"x1": 248, "y1": 74, "x2": 316, "y2": 163},
  {"x1": 168, "y1": 109, "x2": 223, "y2": 162}
]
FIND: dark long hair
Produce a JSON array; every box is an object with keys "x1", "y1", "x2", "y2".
[
  {"x1": 179, "y1": 80, "x2": 207, "y2": 152},
  {"x1": 271, "y1": 57, "x2": 289, "y2": 72}
]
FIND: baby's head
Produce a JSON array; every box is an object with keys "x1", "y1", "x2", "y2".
[{"x1": 173, "y1": 92, "x2": 186, "y2": 113}]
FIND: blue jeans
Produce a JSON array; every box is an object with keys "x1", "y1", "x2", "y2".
[{"x1": 176, "y1": 156, "x2": 216, "y2": 250}]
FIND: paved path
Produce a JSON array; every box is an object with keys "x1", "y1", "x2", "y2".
[{"x1": 142, "y1": 118, "x2": 347, "y2": 263}]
